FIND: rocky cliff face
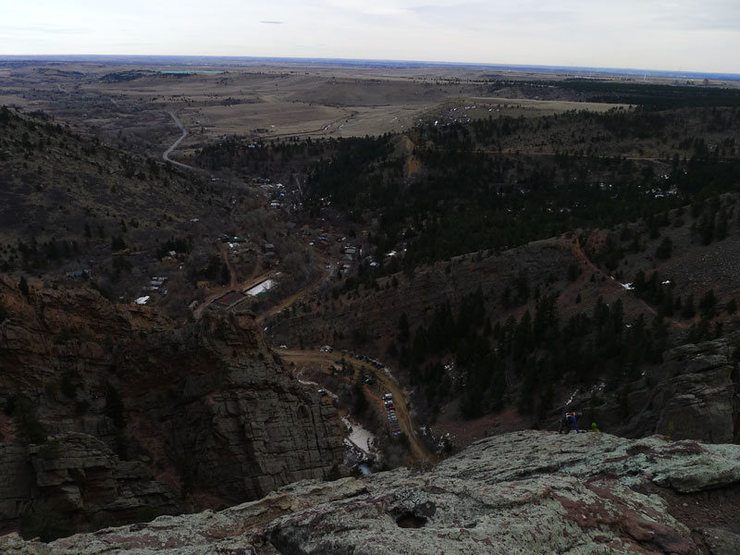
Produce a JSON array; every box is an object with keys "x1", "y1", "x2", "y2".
[
  {"x1": 3, "y1": 430, "x2": 739, "y2": 553},
  {"x1": 0, "y1": 275, "x2": 344, "y2": 537},
  {"x1": 0, "y1": 433, "x2": 179, "y2": 537},
  {"x1": 653, "y1": 338, "x2": 739, "y2": 444},
  {"x1": 589, "y1": 331, "x2": 740, "y2": 444}
]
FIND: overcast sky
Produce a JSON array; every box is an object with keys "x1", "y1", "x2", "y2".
[{"x1": 2, "y1": 0, "x2": 739, "y2": 73}]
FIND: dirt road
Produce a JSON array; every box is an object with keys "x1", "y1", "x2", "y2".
[
  {"x1": 569, "y1": 235, "x2": 689, "y2": 330},
  {"x1": 256, "y1": 272, "x2": 324, "y2": 323},
  {"x1": 221, "y1": 243, "x2": 238, "y2": 289},
  {"x1": 256, "y1": 256, "x2": 332, "y2": 323},
  {"x1": 279, "y1": 349, "x2": 435, "y2": 466},
  {"x1": 163, "y1": 111, "x2": 192, "y2": 169}
]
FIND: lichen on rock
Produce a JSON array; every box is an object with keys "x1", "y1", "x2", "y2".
[{"x1": 3, "y1": 430, "x2": 737, "y2": 553}]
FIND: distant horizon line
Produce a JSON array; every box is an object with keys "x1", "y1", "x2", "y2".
[{"x1": 1, "y1": 54, "x2": 738, "y2": 80}]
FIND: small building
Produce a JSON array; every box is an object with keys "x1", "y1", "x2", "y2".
[
  {"x1": 245, "y1": 279, "x2": 276, "y2": 297},
  {"x1": 212, "y1": 290, "x2": 247, "y2": 310}
]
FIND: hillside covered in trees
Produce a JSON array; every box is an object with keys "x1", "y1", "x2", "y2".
[
  {"x1": 196, "y1": 82, "x2": 740, "y2": 429},
  {"x1": 196, "y1": 87, "x2": 740, "y2": 280}
]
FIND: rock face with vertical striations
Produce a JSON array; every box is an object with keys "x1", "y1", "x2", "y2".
[
  {"x1": 653, "y1": 337, "x2": 739, "y2": 444},
  {"x1": 594, "y1": 331, "x2": 740, "y2": 444},
  {"x1": 0, "y1": 274, "x2": 344, "y2": 537},
  {"x1": 2, "y1": 430, "x2": 739, "y2": 554}
]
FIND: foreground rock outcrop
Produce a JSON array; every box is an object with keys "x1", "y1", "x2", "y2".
[
  {"x1": 3, "y1": 430, "x2": 739, "y2": 553},
  {"x1": 0, "y1": 275, "x2": 344, "y2": 536},
  {"x1": 0, "y1": 433, "x2": 178, "y2": 537}
]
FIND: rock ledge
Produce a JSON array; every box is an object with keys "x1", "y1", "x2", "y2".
[{"x1": 3, "y1": 430, "x2": 740, "y2": 554}]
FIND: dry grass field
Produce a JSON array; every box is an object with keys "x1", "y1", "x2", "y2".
[{"x1": 0, "y1": 59, "x2": 687, "y2": 162}]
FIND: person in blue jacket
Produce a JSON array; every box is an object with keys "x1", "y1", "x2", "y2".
[{"x1": 559, "y1": 411, "x2": 579, "y2": 433}]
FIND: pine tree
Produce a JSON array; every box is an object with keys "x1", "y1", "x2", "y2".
[
  {"x1": 726, "y1": 299, "x2": 737, "y2": 315},
  {"x1": 655, "y1": 236, "x2": 672, "y2": 259},
  {"x1": 699, "y1": 290, "x2": 717, "y2": 319},
  {"x1": 18, "y1": 276, "x2": 29, "y2": 298},
  {"x1": 398, "y1": 312, "x2": 410, "y2": 343},
  {"x1": 681, "y1": 294, "x2": 696, "y2": 319}
]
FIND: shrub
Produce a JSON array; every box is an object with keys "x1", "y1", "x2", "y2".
[
  {"x1": 325, "y1": 464, "x2": 342, "y2": 481},
  {"x1": 37, "y1": 439, "x2": 62, "y2": 460},
  {"x1": 699, "y1": 290, "x2": 717, "y2": 319},
  {"x1": 18, "y1": 276, "x2": 29, "y2": 297},
  {"x1": 7, "y1": 396, "x2": 46, "y2": 443},
  {"x1": 60, "y1": 370, "x2": 78, "y2": 398},
  {"x1": 681, "y1": 294, "x2": 696, "y2": 319},
  {"x1": 20, "y1": 501, "x2": 73, "y2": 542},
  {"x1": 104, "y1": 382, "x2": 125, "y2": 429},
  {"x1": 655, "y1": 236, "x2": 672, "y2": 259}
]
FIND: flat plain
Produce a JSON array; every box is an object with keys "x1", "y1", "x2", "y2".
[{"x1": 2, "y1": 59, "x2": 710, "y2": 162}]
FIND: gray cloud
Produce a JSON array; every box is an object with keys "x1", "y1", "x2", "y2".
[
  {"x1": 407, "y1": 3, "x2": 576, "y2": 35},
  {"x1": 1, "y1": 0, "x2": 737, "y2": 72}
]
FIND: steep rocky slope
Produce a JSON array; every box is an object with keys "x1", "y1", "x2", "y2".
[
  {"x1": 3, "y1": 430, "x2": 739, "y2": 553},
  {"x1": 591, "y1": 331, "x2": 740, "y2": 443},
  {"x1": 0, "y1": 106, "x2": 247, "y2": 319},
  {"x1": 0, "y1": 106, "x2": 219, "y2": 247},
  {"x1": 269, "y1": 237, "x2": 573, "y2": 337},
  {"x1": 0, "y1": 274, "x2": 344, "y2": 537},
  {"x1": 267, "y1": 231, "x2": 739, "y2": 445}
]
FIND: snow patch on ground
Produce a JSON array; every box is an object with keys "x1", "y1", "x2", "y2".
[
  {"x1": 295, "y1": 368, "x2": 319, "y2": 387},
  {"x1": 341, "y1": 416, "x2": 377, "y2": 458},
  {"x1": 295, "y1": 369, "x2": 338, "y2": 399},
  {"x1": 565, "y1": 389, "x2": 578, "y2": 407}
]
